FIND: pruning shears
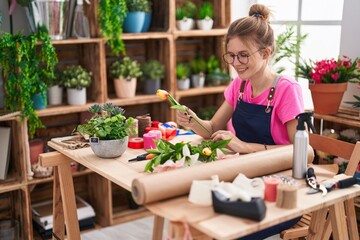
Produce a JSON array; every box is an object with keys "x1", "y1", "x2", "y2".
[
  {"x1": 306, "y1": 167, "x2": 328, "y2": 196},
  {"x1": 306, "y1": 167, "x2": 358, "y2": 195}
]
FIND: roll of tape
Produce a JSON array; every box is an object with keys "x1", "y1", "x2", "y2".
[
  {"x1": 148, "y1": 130, "x2": 162, "y2": 140},
  {"x1": 143, "y1": 133, "x2": 157, "y2": 150},
  {"x1": 128, "y1": 137, "x2": 144, "y2": 149},
  {"x1": 264, "y1": 177, "x2": 283, "y2": 202}
]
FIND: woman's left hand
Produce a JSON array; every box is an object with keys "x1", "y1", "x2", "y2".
[{"x1": 211, "y1": 130, "x2": 246, "y2": 153}]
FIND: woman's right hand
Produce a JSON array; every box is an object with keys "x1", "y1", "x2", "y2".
[{"x1": 176, "y1": 107, "x2": 195, "y2": 129}]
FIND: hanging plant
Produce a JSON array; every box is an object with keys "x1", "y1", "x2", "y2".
[
  {"x1": 0, "y1": 26, "x2": 58, "y2": 138},
  {"x1": 98, "y1": 0, "x2": 128, "y2": 56}
]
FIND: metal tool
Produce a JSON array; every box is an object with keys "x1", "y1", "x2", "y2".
[
  {"x1": 306, "y1": 167, "x2": 327, "y2": 196},
  {"x1": 307, "y1": 177, "x2": 358, "y2": 194},
  {"x1": 128, "y1": 153, "x2": 149, "y2": 162}
]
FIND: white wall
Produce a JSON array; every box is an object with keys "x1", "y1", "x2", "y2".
[{"x1": 339, "y1": 0, "x2": 360, "y2": 106}]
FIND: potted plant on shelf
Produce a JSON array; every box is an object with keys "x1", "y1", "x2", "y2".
[
  {"x1": 196, "y1": 1, "x2": 214, "y2": 30},
  {"x1": 176, "y1": 63, "x2": 191, "y2": 90},
  {"x1": 63, "y1": 65, "x2": 92, "y2": 106},
  {"x1": 98, "y1": 0, "x2": 127, "y2": 56},
  {"x1": 110, "y1": 56, "x2": 143, "y2": 98},
  {"x1": 76, "y1": 103, "x2": 135, "y2": 158},
  {"x1": 190, "y1": 57, "x2": 207, "y2": 88},
  {"x1": 0, "y1": 26, "x2": 57, "y2": 138},
  {"x1": 123, "y1": 0, "x2": 152, "y2": 33},
  {"x1": 206, "y1": 55, "x2": 230, "y2": 86},
  {"x1": 141, "y1": 59, "x2": 165, "y2": 94},
  {"x1": 176, "y1": 1, "x2": 197, "y2": 31},
  {"x1": 297, "y1": 56, "x2": 360, "y2": 114},
  {"x1": 46, "y1": 67, "x2": 65, "y2": 105}
]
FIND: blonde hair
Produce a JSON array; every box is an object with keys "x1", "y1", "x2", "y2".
[{"x1": 225, "y1": 4, "x2": 274, "y2": 53}]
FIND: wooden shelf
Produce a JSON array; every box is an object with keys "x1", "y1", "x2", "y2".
[
  {"x1": 108, "y1": 95, "x2": 165, "y2": 106},
  {"x1": 122, "y1": 32, "x2": 172, "y2": 40},
  {"x1": 50, "y1": 38, "x2": 103, "y2": 45},
  {"x1": 314, "y1": 107, "x2": 360, "y2": 128},
  {"x1": 174, "y1": 28, "x2": 228, "y2": 38},
  {"x1": 175, "y1": 86, "x2": 227, "y2": 99},
  {"x1": 27, "y1": 168, "x2": 93, "y2": 185},
  {"x1": 0, "y1": 181, "x2": 23, "y2": 194}
]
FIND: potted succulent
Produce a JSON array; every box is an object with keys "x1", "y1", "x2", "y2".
[
  {"x1": 46, "y1": 67, "x2": 65, "y2": 105},
  {"x1": 176, "y1": 63, "x2": 191, "y2": 90},
  {"x1": 141, "y1": 59, "x2": 165, "y2": 94},
  {"x1": 0, "y1": 26, "x2": 57, "y2": 138},
  {"x1": 176, "y1": 1, "x2": 197, "y2": 31},
  {"x1": 110, "y1": 57, "x2": 143, "y2": 98},
  {"x1": 190, "y1": 57, "x2": 207, "y2": 88},
  {"x1": 297, "y1": 56, "x2": 360, "y2": 114},
  {"x1": 76, "y1": 103, "x2": 135, "y2": 158},
  {"x1": 98, "y1": 0, "x2": 127, "y2": 56},
  {"x1": 63, "y1": 65, "x2": 92, "y2": 106},
  {"x1": 196, "y1": 1, "x2": 214, "y2": 30},
  {"x1": 123, "y1": 0, "x2": 152, "y2": 33}
]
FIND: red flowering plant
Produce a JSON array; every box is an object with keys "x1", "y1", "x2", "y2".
[{"x1": 297, "y1": 56, "x2": 360, "y2": 84}]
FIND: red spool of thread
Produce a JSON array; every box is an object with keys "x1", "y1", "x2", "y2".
[
  {"x1": 264, "y1": 177, "x2": 283, "y2": 202},
  {"x1": 128, "y1": 137, "x2": 144, "y2": 149}
]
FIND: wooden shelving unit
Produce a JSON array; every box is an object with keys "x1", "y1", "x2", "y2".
[{"x1": 0, "y1": 0, "x2": 231, "y2": 239}]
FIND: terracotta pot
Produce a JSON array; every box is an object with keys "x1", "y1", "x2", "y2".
[
  {"x1": 114, "y1": 78, "x2": 137, "y2": 98},
  {"x1": 309, "y1": 82, "x2": 348, "y2": 115},
  {"x1": 29, "y1": 139, "x2": 44, "y2": 165}
]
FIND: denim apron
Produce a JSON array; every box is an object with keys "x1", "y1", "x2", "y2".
[
  {"x1": 233, "y1": 76, "x2": 301, "y2": 240},
  {"x1": 232, "y1": 76, "x2": 280, "y2": 145}
]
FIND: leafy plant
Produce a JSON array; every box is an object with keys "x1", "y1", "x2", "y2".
[
  {"x1": 144, "y1": 138, "x2": 231, "y2": 172},
  {"x1": 176, "y1": 63, "x2": 191, "y2": 80},
  {"x1": 176, "y1": 1, "x2": 197, "y2": 20},
  {"x1": 206, "y1": 55, "x2": 221, "y2": 74},
  {"x1": 98, "y1": 0, "x2": 127, "y2": 56},
  {"x1": 273, "y1": 25, "x2": 308, "y2": 75},
  {"x1": 197, "y1": 1, "x2": 214, "y2": 20},
  {"x1": 126, "y1": 0, "x2": 151, "y2": 12},
  {"x1": 110, "y1": 56, "x2": 143, "y2": 80},
  {"x1": 45, "y1": 67, "x2": 65, "y2": 87},
  {"x1": 190, "y1": 57, "x2": 207, "y2": 75},
  {"x1": 345, "y1": 95, "x2": 360, "y2": 109},
  {"x1": 77, "y1": 103, "x2": 135, "y2": 140},
  {"x1": 141, "y1": 59, "x2": 165, "y2": 80},
  {"x1": 0, "y1": 26, "x2": 57, "y2": 138},
  {"x1": 63, "y1": 65, "x2": 92, "y2": 89}
]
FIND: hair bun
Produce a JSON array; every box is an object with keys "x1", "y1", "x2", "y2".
[{"x1": 249, "y1": 4, "x2": 271, "y2": 22}]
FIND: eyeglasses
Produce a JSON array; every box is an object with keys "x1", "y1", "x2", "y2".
[{"x1": 222, "y1": 48, "x2": 263, "y2": 65}]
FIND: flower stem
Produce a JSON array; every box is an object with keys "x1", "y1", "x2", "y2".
[{"x1": 187, "y1": 110, "x2": 211, "y2": 134}]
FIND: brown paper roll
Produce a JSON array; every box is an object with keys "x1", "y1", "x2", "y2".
[
  {"x1": 276, "y1": 184, "x2": 298, "y2": 209},
  {"x1": 131, "y1": 145, "x2": 314, "y2": 205}
]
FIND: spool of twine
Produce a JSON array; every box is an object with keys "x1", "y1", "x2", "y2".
[
  {"x1": 136, "y1": 114, "x2": 151, "y2": 137},
  {"x1": 276, "y1": 184, "x2": 298, "y2": 209},
  {"x1": 129, "y1": 118, "x2": 138, "y2": 138}
]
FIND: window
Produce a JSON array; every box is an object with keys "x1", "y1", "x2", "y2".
[{"x1": 231, "y1": 0, "x2": 344, "y2": 77}]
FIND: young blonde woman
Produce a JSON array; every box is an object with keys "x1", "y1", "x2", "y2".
[{"x1": 176, "y1": 4, "x2": 304, "y2": 239}]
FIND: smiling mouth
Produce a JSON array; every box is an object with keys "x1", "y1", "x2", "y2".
[{"x1": 236, "y1": 67, "x2": 248, "y2": 73}]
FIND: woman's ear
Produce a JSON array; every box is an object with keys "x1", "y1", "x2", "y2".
[{"x1": 262, "y1": 47, "x2": 272, "y2": 60}]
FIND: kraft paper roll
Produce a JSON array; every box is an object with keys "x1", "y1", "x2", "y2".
[{"x1": 131, "y1": 145, "x2": 314, "y2": 205}]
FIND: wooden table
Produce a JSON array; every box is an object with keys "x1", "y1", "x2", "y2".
[{"x1": 40, "y1": 135, "x2": 360, "y2": 240}]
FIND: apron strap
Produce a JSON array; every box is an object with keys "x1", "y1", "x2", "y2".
[
  {"x1": 237, "y1": 80, "x2": 247, "y2": 103},
  {"x1": 265, "y1": 75, "x2": 281, "y2": 113}
]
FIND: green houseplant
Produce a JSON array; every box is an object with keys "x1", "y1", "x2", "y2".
[
  {"x1": 98, "y1": 0, "x2": 128, "y2": 56},
  {"x1": 196, "y1": 1, "x2": 214, "y2": 30},
  {"x1": 110, "y1": 56, "x2": 142, "y2": 98},
  {"x1": 124, "y1": 0, "x2": 152, "y2": 33},
  {"x1": 176, "y1": 1, "x2": 197, "y2": 31},
  {"x1": 190, "y1": 57, "x2": 207, "y2": 88},
  {"x1": 0, "y1": 26, "x2": 57, "y2": 138},
  {"x1": 141, "y1": 59, "x2": 165, "y2": 94},
  {"x1": 77, "y1": 102, "x2": 135, "y2": 158},
  {"x1": 63, "y1": 65, "x2": 92, "y2": 105},
  {"x1": 176, "y1": 63, "x2": 191, "y2": 90},
  {"x1": 206, "y1": 55, "x2": 230, "y2": 86},
  {"x1": 46, "y1": 67, "x2": 65, "y2": 105}
]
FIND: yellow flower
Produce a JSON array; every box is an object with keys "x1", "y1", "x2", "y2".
[
  {"x1": 202, "y1": 147, "x2": 212, "y2": 156},
  {"x1": 156, "y1": 89, "x2": 168, "y2": 100}
]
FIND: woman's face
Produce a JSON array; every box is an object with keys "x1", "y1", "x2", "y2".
[{"x1": 225, "y1": 37, "x2": 266, "y2": 79}]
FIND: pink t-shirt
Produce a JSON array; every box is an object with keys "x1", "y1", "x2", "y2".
[{"x1": 224, "y1": 76, "x2": 304, "y2": 144}]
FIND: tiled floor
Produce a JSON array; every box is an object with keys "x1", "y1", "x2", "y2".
[{"x1": 81, "y1": 215, "x2": 282, "y2": 240}]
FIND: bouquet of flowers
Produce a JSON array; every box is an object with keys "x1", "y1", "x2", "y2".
[{"x1": 297, "y1": 56, "x2": 360, "y2": 84}]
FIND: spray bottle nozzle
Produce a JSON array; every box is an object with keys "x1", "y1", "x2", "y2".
[{"x1": 295, "y1": 112, "x2": 316, "y2": 133}]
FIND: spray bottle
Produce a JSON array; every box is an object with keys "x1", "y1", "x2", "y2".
[
  {"x1": 72, "y1": 0, "x2": 90, "y2": 38},
  {"x1": 292, "y1": 112, "x2": 316, "y2": 179}
]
